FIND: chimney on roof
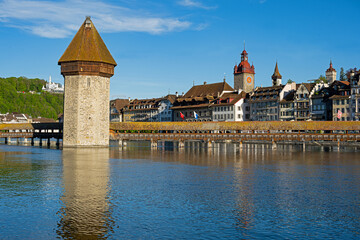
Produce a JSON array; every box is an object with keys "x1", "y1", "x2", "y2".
[
  {"x1": 204, "y1": 81, "x2": 207, "y2": 85},
  {"x1": 175, "y1": 92, "x2": 178, "y2": 97},
  {"x1": 128, "y1": 97, "x2": 131, "y2": 102},
  {"x1": 85, "y1": 16, "x2": 92, "y2": 28}
]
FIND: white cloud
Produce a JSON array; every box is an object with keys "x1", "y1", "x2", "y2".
[
  {"x1": 0, "y1": 0, "x2": 192, "y2": 38},
  {"x1": 177, "y1": 0, "x2": 216, "y2": 10}
]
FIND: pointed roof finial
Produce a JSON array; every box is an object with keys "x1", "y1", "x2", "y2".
[
  {"x1": 223, "y1": 73, "x2": 226, "y2": 82},
  {"x1": 326, "y1": 59, "x2": 336, "y2": 72},
  {"x1": 272, "y1": 61, "x2": 282, "y2": 79},
  {"x1": 244, "y1": 40, "x2": 245, "y2": 50}
]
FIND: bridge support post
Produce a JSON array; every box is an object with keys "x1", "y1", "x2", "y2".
[
  {"x1": 39, "y1": 138, "x2": 43, "y2": 147},
  {"x1": 272, "y1": 140, "x2": 277, "y2": 150},
  {"x1": 4, "y1": 137, "x2": 8, "y2": 144},
  {"x1": 31, "y1": 138, "x2": 34, "y2": 146},
  {"x1": 151, "y1": 139, "x2": 158, "y2": 149},
  {"x1": 56, "y1": 138, "x2": 60, "y2": 148},
  {"x1": 47, "y1": 138, "x2": 51, "y2": 147},
  {"x1": 178, "y1": 140, "x2": 185, "y2": 149}
]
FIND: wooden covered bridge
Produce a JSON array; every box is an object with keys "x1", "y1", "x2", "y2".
[{"x1": 1, "y1": 121, "x2": 360, "y2": 148}]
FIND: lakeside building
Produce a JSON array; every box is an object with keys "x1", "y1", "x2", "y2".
[
  {"x1": 330, "y1": 80, "x2": 351, "y2": 121},
  {"x1": 350, "y1": 69, "x2": 360, "y2": 121},
  {"x1": 249, "y1": 63, "x2": 292, "y2": 121},
  {"x1": 122, "y1": 95, "x2": 176, "y2": 122},
  {"x1": 42, "y1": 76, "x2": 64, "y2": 93},
  {"x1": 280, "y1": 90, "x2": 296, "y2": 121},
  {"x1": 310, "y1": 86, "x2": 333, "y2": 121},
  {"x1": 211, "y1": 91, "x2": 249, "y2": 121},
  {"x1": 171, "y1": 81, "x2": 234, "y2": 121},
  {"x1": 0, "y1": 113, "x2": 31, "y2": 123},
  {"x1": 110, "y1": 99, "x2": 130, "y2": 122},
  {"x1": 293, "y1": 83, "x2": 315, "y2": 121}
]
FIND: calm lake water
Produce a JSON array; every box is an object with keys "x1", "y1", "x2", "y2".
[{"x1": 1, "y1": 142, "x2": 360, "y2": 239}]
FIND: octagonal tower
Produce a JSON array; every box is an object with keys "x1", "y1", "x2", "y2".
[{"x1": 58, "y1": 16, "x2": 117, "y2": 147}]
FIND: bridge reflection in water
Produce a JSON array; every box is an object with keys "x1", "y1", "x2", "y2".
[{"x1": 57, "y1": 148, "x2": 113, "y2": 239}]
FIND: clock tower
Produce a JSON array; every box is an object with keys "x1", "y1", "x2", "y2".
[{"x1": 234, "y1": 48, "x2": 255, "y2": 93}]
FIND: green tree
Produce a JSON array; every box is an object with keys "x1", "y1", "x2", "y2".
[
  {"x1": 287, "y1": 79, "x2": 294, "y2": 83},
  {"x1": 0, "y1": 77, "x2": 63, "y2": 119},
  {"x1": 340, "y1": 67, "x2": 346, "y2": 81},
  {"x1": 316, "y1": 75, "x2": 327, "y2": 83}
]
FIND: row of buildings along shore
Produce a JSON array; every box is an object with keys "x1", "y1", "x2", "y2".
[{"x1": 111, "y1": 49, "x2": 360, "y2": 123}]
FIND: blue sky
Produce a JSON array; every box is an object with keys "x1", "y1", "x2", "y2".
[{"x1": 0, "y1": 0, "x2": 359, "y2": 99}]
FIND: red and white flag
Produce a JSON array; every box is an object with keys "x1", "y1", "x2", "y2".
[
  {"x1": 337, "y1": 110, "x2": 342, "y2": 119},
  {"x1": 180, "y1": 112, "x2": 185, "y2": 120}
]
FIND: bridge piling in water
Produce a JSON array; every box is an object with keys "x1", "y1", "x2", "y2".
[
  {"x1": 272, "y1": 139, "x2": 277, "y2": 150},
  {"x1": 151, "y1": 139, "x2": 158, "y2": 149},
  {"x1": 207, "y1": 140, "x2": 212, "y2": 149},
  {"x1": 178, "y1": 140, "x2": 185, "y2": 149}
]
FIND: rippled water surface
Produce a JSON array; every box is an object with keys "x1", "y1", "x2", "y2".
[{"x1": 1, "y1": 143, "x2": 360, "y2": 239}]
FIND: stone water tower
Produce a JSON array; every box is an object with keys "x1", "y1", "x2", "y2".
[{"x1": 58, "y1": 17, "x2": 117, "y2": 147}]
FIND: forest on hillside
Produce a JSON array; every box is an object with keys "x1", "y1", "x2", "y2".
[{"x1": 0, "y1": 76, "x2": 63, "y2": 119}]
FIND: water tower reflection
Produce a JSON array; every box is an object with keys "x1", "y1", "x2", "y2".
[{"x1": 57, "y1": 148, "x2": 113, "y2": 239}]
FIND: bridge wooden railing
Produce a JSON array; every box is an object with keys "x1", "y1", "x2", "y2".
[
  {"x1": 109, "y1": 122, "x2": 360, "y2": 146},
  {"x1": 109, "y1": 121, "x2": 360, "y2": 132}
]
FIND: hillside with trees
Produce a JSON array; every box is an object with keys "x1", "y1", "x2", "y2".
[{"x1": 0, "y1": 77, "x2": 63, "y2": 120}]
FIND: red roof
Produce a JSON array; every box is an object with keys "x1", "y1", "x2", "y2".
[
  {"x1": 234, "y1": 48, "x2": 255, "y2": 74},
  {"x1": 326, "y1": 61, "x2": 336, "y2": 73}
]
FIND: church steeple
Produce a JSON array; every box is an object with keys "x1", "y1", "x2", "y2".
[{"x1": 272, "y1": 62, "x2": 282, "y2": 86}]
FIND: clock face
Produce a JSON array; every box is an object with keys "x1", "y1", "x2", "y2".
[{"x1": 246, "y1": 76, "x2": 252, "y2": 85}]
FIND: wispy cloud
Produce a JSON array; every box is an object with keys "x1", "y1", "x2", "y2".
[
  {"x1": 0, "y1": 0, "x2": 192, "y2": 38},
  {"x1": 177, "y1": 0, "x2": 216, "y2": 10}
]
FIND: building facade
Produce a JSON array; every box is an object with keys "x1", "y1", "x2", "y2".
[
  {"x1": 42, "y1": 76, "x2": 64, "y2": 93},
  {"x1": 330, "y1": 80, "x2": 351, "y2": 121},
  {"x1": 172, "y1": 81, "x2": 234, "y2": 121},
  {"x1": 350, "y1": 70, "x2": 360, "y2": 121},
  {"x1": 293, "y1": 83, "x2": 315, "y2": 121},
  {"x1": 123, "y1": 95, "x2": 176, "y2": 122},
  {"x1": 211, "y1": 91, "x2": 248, "y2": 121},
  {"x1": 110, "y1": 99, "x2": 130, "y2": 122}
]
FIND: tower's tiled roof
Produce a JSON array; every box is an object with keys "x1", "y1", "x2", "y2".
[
  {"x1": 272, "y1": 62, "x2": 282, "y2": 79},
  {"x1": 326, "y1": 60, "x2": 336, "y2": 73},
  {"x1": 58, "y1": 17, "x2": 117, "y2": 66}
]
